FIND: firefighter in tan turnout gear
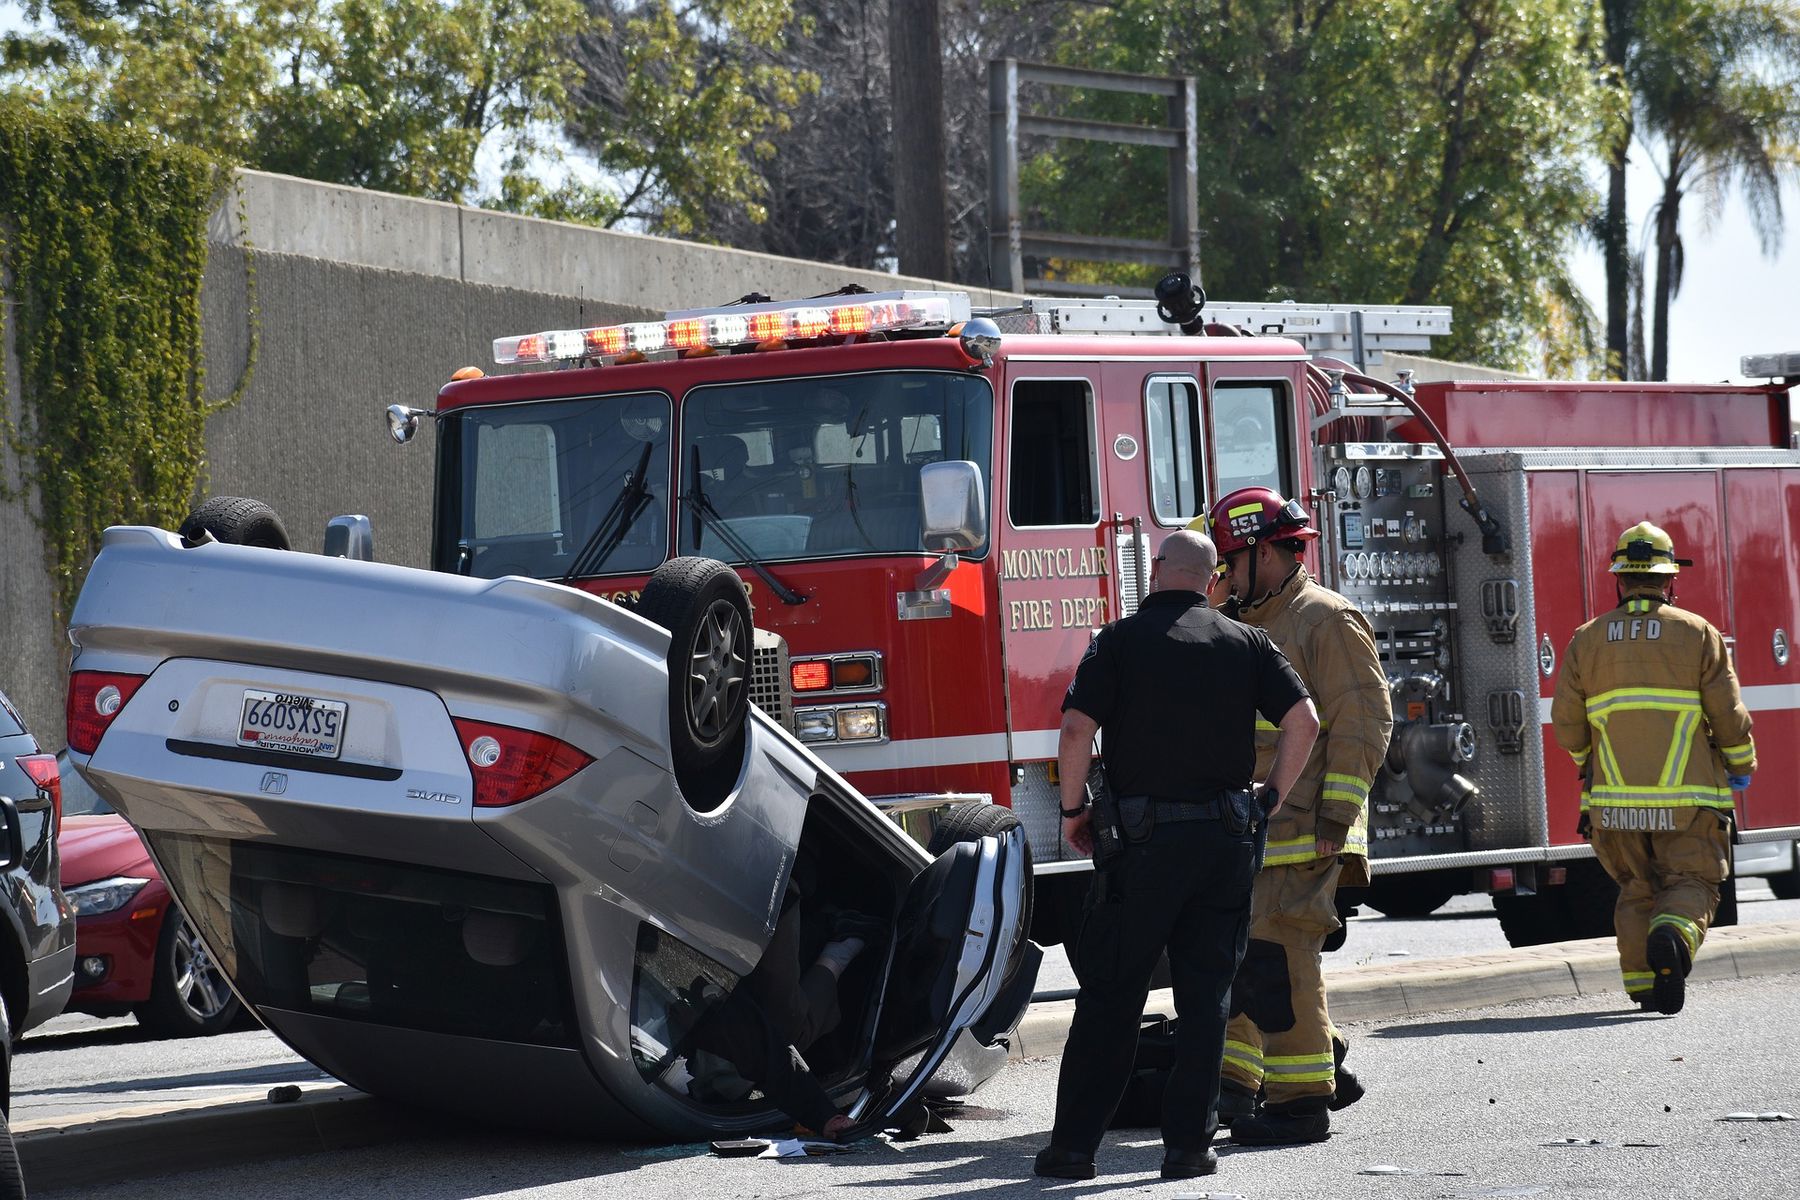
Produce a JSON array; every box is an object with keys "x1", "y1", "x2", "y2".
[
  {"x1": 1196, "y1": 488, "x2": 1392, "y2": 1146},
  {"x1": 1551, "y1": 522, "x2": 1754, "y2": 1015}
]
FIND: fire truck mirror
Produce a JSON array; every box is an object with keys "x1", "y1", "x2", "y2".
[{"x1": 920, "y1": 460, "x2": 987, "y2": 554}]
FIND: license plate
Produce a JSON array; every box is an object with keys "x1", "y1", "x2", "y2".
[{"x1": 238, "y1": 689, "x2": 348, "y2": 759}]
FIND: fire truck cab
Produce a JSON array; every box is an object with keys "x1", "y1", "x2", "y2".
[{"x1": 411, "y1": 290, "x2": 1800, "y2": 947}]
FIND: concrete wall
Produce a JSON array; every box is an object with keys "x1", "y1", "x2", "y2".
[{"x1": 3, "y1": 170, "x2": 1004, "y2": 747}]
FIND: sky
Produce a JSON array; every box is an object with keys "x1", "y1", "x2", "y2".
[
  {"x1": 1567, "y1": 154, "x2": 1800, "y2": 385},
  {"x1": 2, "y1": 1, "x2": 1793, "y2": 384}
]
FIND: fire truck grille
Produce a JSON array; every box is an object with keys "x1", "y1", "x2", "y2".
[{"x1": 750, "y1": 629, "x2": 793, "y2": 731}]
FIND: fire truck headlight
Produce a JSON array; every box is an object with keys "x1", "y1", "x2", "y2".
[
  {"x1": 835, "y1": 706, "x2": 884, "y2": 741},
  {"x1": 795, "y1": 710, "x2": 838, "y2": 743}
]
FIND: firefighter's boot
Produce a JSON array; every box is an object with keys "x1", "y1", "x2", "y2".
[
  {"x1": 1646, "y1": 925, "x2": 1691, "y2": 1015},
  {"x1": 1230, "y1": 1098, "x2": 1330, "y2": 1146},
  {"x1": 1328, "y1": 1033, "x2": 1364, "y2": 1111},
  {"x1": 1217, "y1": 1081, "x2": 1258, "y2": 1125}
]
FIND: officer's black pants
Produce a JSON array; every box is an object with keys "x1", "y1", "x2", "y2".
[{"x1": 1050, "y1": 818, "x2": 1257, "y2": 1155}]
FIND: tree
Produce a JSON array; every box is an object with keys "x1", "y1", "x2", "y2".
[
  {"x1": 1600, "y1": 0, "x2": 1637, "y2": 378},
  {"x1": 1627, "y1": 0, "x2": 1800, "y2": 380},
  {"x1": 537, "y1": 0, "x2": 818, "y2": 235},
  {"x1": 1, "y1": 0, "x2": 810, "y2": 224},
  {"x1": 1003, "y1": 0, "x2": 1612, "y2": 371}
]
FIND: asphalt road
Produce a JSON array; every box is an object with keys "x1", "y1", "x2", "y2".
[
  {"x1": 16, "y1": 879, "x2": 1798, "y2": 1129},
  {"x1": 1030, "y1": 875, "x2": 1800, "y2": 997},
  {"x1": 30, "y1": 972, "x2": 1800, "y2": 1200}
]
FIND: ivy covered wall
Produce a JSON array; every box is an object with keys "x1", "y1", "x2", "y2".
[{"x1": 0, "y1": 101, "x2": 234, "y2": 627}]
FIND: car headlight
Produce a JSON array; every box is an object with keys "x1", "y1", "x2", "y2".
[{"x1": 67, "y1": 876, "x2": 150, "y2": 916}]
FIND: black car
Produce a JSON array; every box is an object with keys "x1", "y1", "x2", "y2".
[{"x1": 0, "y1": 687, "x2": 77, "y2": 1108}]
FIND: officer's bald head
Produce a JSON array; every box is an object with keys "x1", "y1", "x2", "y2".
[{"x1": 1155, "y1": 529, "x2": 1217, "y2": 591}]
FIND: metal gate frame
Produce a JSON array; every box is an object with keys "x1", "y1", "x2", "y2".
[{"x1": 987, "y1": 59, "x2": 1199, "y2": 296}]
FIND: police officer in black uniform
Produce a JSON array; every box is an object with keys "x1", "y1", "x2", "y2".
[{"x1": 1034, "y1": 528, "x2": 1319, "y2": 1181}]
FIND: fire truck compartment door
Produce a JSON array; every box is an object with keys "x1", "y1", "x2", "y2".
[{"x1": 1582, "y1": 473, "x2": 1727, "y2": 629}]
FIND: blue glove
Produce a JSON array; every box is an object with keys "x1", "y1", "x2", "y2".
[{"x1": 1728, "y1": 774, "x2": 1752, "y2": 790}]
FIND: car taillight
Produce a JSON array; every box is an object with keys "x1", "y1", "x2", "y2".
[
  {"x1": 66, "y1": 670, "x2": 150, "y2": 755},
  {"x1": 16, "y1": 754, "x2": 60, "y2": 824},
  {"x1": 451, "y1": 718, "x2": 593, "y2": 808}
]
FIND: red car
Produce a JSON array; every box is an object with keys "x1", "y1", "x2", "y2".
[{"x1": 56, "y1": 751, "x2": 241, "y2": 1036}]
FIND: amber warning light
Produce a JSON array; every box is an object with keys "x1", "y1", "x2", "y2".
[{"x1": 493, "y1": 292, "x2": 972, "y2": 366}]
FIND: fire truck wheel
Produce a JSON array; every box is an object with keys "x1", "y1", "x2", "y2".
[
  {"x1": 1558, "y1": 858, "x2": 1619, "y2": 940},
  {"x1": 638, "y1": 556, "x2": 752, "y2": 771},
  {"x1": 1770, "y1": 867, "x2": 1800, "y2": 900},
  {"x1": 1364, "y1": 870, "x2": 1462, "y2": 919},
  {"x1": 178, "y1": 496, "x2": 292, "y2": 551},
  {"x1": 1492, "y1": 891, "x2": 1561, "y2": 947},
  {"x1": 928, "y1": 803, "x2": 1034, "y2": 988}
]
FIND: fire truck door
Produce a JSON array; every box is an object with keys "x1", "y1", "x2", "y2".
[
  {"x1": 1723, "y1": 470, "x2": 1800, "y2": 830},
  {"x1": 1582, "y1": 472, "x2": 1728, "y2": 631},
  {"x1": 996, "y1": 370, "x2": 1111, "y2": 765}
]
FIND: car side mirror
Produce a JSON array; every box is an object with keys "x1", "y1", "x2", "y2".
[
  {"x1": 920, "y1": 461, "x2": 986, "y2": 555},
  {"x1": 324, "y1": 515, "x2": 376, "y2": 561},
  {"x1": 0, "y1": 796, "x2": 23, "y2": 871}
]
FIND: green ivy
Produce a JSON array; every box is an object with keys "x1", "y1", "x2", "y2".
[{"x1": 0, "y1": 100, "x2": 242, "y2": 623}]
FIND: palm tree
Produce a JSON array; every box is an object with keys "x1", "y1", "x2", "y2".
[{"x1": 1627, "y1": 0, "x2": 1800, "y2": 380}]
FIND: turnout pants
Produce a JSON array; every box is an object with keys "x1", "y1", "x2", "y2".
[
  {"x1": 1050, "y1": 819, "x2": 1258, "y2": 1155},
  {"x1": 1220, "y1": 855, "x2": 1341, "y2": 1109},
  {"x1": 1590, "y1": 806, "x2": 1730, "y2": 1000}
]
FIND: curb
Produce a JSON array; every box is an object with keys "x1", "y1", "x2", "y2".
[
  {"x1": 17, "y1": 922, "x2": 1800, "y2": 1193},
  {"x1": 1009, "y1": 919, "x2": 1800, "y2": 1060},
  {"x1": 15, "y1": 1085, "x2": 435, "y2": 1194}
]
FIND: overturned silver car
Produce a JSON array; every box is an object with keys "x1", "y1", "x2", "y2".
[{"x1": 65, "y1": 524, "x2": 1037, "y2": 1139}]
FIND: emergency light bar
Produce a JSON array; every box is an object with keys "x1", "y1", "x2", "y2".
[
  {"x1": 493, "y1": 291, "x2": 973, "y2": 366},
  {"x1": 1741, "y1": 351, "x2": 1800, "y2": 379}
]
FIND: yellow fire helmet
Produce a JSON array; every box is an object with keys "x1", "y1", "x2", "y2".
[{"x1": 1609, "y1": 520, "x2": 1692, "y2": 575}]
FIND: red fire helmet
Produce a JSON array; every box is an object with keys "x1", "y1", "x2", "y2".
[{"x1": 1202, "y1": 487, "x2": 1320, "y2": 556}]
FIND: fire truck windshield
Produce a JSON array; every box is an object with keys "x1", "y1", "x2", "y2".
[
  {"x1": 434, "y1": 391, "x2": 672, "y2": 580},
  {"x1": 677, "y1": 371, "x2": 993, "y2": 563}
]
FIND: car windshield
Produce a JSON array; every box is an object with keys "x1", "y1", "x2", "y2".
[
  {"x1": 677, "y1": 371, "x2": 993, "y2": 562},
  {"x1": 434, "y1": 392, "x2": 672, "y2": 579}
]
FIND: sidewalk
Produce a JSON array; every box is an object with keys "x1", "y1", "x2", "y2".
[{"x1": 19, "y1": 921, "x2": 1800, "y2": 1193}]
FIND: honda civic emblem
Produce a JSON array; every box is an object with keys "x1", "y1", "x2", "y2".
[{"x1": 260, "y1": 771, "x2": 288, "y2": 795}]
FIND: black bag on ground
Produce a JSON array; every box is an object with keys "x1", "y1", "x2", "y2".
[{"x1": 1108, "y1": 1014, "x2": 1179, "y2": 1128}]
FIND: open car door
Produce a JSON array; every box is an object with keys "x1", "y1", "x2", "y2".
[{"x1": 842, "y1": 826, "x2": 1041, "y2": 1135}]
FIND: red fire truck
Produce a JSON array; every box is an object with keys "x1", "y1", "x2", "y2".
[{"x1": 391, "y1": 290, "x2": 1800, "y2": 947}]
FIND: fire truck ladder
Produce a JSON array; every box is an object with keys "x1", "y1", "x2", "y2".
[{"x1": 992, "y1": 296, "x2": 1452, "y2": 375}]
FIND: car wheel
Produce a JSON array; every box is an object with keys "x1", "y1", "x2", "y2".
[
  {"x1": 928, "y1": 803, "x2": 1035, "y2": 987},
  {"x1": 135, "y1": 910, "x2": 243, "y2": 1037},
  {"x1": 178, "y1": 495, "x2": 291, "y2": 550},
  {"x1": 637, "y1": 557, "x2": 752, "y2": 769},
  {"x1": 0, "y1": 1109, "x2": 22, "y2": 1200},
  {"x1": 0, "y1": 989, "x2": 11, "y2": 1119}
]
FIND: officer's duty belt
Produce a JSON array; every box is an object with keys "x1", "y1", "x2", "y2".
[{"x1": 1118, "y1": 793, "x2": 1248, "y2": 823}]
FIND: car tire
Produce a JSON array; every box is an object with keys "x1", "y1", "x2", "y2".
[
  {"x1": 0, "y1": 1109, "x2": 21, "y2": 1200},
  {"x1": 134, "y1": 910, "x2": 243, "y2": 1037},
  {"x1": 179, "y1": 495, "x2": 291, "y2": 550},
  {"x1": 637, "y1": 557, "x2": 752, "y2": 770},
  {"x1": 928, "y1": 803, "x2": 1035, "y2": 987},
  {"x1": 0, "y1": 989, "x2": 11, "y2": 1119}
]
